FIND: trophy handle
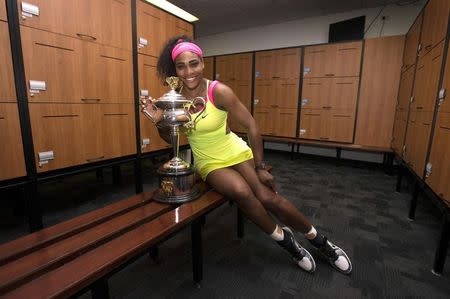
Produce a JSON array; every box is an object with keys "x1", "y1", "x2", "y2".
[
  {"x1": 185, "y1": 96, "x2": 206, "y2": 125},
  {"x1": 140, "y1": 96, "x2": 159, "y2": 123}
]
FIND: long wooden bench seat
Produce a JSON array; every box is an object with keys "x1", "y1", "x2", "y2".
[{"x1": 0, "y1": 183, "x2": 229, "y2": 298}]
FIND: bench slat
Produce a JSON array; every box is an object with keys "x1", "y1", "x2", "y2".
[
  {"x1": 0, "y1": 199, "x2": 173, "y2": 294},
  {"x1": 3, "y1": 190, "x2": 225, "y2": 299},
  {"x1": 0, "y1": 192, "x2": 153, "y2": 266}
]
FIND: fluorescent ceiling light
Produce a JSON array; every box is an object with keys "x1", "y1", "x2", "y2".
[{"x1": 145, "y1": 0, "x2": 199, "y2": 22}]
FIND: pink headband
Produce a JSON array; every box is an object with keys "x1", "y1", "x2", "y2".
[{"x1": 171, "y1": 42, "x2": 203, "y2": 61}]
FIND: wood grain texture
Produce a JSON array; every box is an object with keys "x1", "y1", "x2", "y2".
[
  {"x1": 402, "y1": 12, "x2": 422, "y2": 72},
  {"x1": 0, "y1": 104, "x2": 26, "y2": 180},
  {"x1": 355, "y1": 35, "x2": 404, "y2": 148},
  {"x1": 420, "y1": 0, "x2": 450, "y2": 57},
  {"x1": 426, "y1": 112, "x2": 450, "y2": 205},
  {"x1": 439, "y1": 45, "x2": 450, "y2": 113},
  {"x1": 0, "y1": 22, "x2": 16, "y2": 102},
  {"x1": 0, "y1": 0, "x2": 6, "y2": 22},
  {"x1": 391, "y1": 110, "x2": 408, "y2": 156},
  {"x1": 203, "y1": 57, "x2": 214, "y2": 80}
]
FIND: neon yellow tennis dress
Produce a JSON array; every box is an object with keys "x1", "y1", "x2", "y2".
[{"x1": 184, "y1": 80, "x2": 253, "y2": 181}]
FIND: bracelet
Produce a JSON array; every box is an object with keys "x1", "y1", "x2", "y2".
[{"x1": 255, "y1": 161, "x2": 266, "y2": 171}]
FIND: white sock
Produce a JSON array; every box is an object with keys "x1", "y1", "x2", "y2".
[
  {"x1": 270, "y1": 225, "x2": 284, "y2": 241},
  {"x1": 305, "y1": 226, "x2": 317, "y2": 240}
]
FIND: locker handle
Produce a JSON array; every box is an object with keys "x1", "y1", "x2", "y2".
[
  {"x1": 425, "y1": 44, "x2": 432, "y2": 50},
  {"x1": 272, "y1": 76, "x2": 280, "y2": 79},
  {"x1": 322, "y1": 106, "x2": 332, "y2": 109},
  {"x1": 81, "y1": 98, "x2": 101, "y2": 103},
  {"x1": 416, "y1": 106, "x2": 423, "y2": 110},
  {"x1": 325, "y1": 73, "x2": 335, "y2": 77},
  {"x1": 76, "y1": 33, "x2": 97, "y2": 41},
  {"x1": 270, "y1": 105, "x2": 279, "y2": 108},
  {"x1": 319, "y1": 137, "x2": 329, "y2": 140},
  {"x1": 86, "y1": 156, "x2": 105, "y2": 162}
]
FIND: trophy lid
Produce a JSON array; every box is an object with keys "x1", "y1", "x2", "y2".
[{"x1": 154, "y1": 77, "x2": 191, "y2": 109}]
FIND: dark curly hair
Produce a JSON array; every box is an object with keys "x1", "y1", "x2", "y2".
[{"x1": 157, "y1": 35, "x2": 202, "y2": 82}]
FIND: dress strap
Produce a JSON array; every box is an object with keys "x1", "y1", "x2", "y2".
[{"x1": 207, "y1": 80, "x2": 219, "y2": 107}]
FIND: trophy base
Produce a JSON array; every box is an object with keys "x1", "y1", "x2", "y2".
[{"x1": 152, "y1": 163, "x2": 203, "y2": 204}]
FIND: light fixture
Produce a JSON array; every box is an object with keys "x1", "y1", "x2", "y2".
[{"x1": 145, "y1": 0, "x2": 199, "y2": 22}]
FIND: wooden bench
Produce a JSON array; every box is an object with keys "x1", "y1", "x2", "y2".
[
  {"x1": 257, "y1": 135, "x2": 395, "y2": 174},
  {"x1": 0, "y1": 182, "x2": 237, "y2": 298}
]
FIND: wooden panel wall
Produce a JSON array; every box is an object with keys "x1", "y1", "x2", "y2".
[
  {"x1": 203, "y1": 57, "x2": 214, "y2": 80},
  {"x1": 0, "y1": 0, "x2": 6, "y2": 22},
  {"x1": 0, "y1": 22, "x2": 15, "y2": 102},
  {"x1": 355, "y1": 35, "x2": 404, "y2": 148}
]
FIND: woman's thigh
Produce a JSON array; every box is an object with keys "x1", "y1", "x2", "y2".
[
  {"x1": 205, "y1": 167, "x2": 255, "y2": 202},
  {"x1": 231, "y1": 159, "x2": 275, "y2": 200}
]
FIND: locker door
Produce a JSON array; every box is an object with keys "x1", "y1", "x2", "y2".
[
  {"x1": 29, "y1": 103, "x2": 85, "y2": 172},
  {"x1": 81, "y1": 104, "x2": 104, "y2": 164},
  {"x1": 420, "y1": 0, "x2": 450, "y2": 57},
  {"x1": 253, "y1": 107, "x2": 273, "y2": 135},
  {"x1": 275, "y1": 79, "x2": 299, "y2": 109},
  {"x1": 402, "y1": 13, "x2": 422, "y2": 71},
  {"x1": 0, "y1": 104, "x2": 26, "y2": 180},
  {"x1": 99, "y1": 0, "x2": 132, "y2": 50},
  {"x1": 101, "y1": 104, "x2": 136, "y2": 159},
  {"x1": 391, "y1": 110, "x2": 408, "y2": 156},
  {"x1": 426, "y1": 113, "x2": 450, "y2": 204},
  {"x1": 303, "y1": 44, "x2": 333, "y2": 78},
  {"x1": 21, "y1": 27, "x2": 82, "y2": 103},
  {"x1": 274, "y1": 48, "x2": 301, "y2": 80},
  {"x1": 328, "y1": 110, "x2": 354, "y2": 143},
  {"x1": 276, "y1": 108, "x2": 297, "y2": 138},
  {"x1": 299, "y1": 109, "x2": 322, "y2": 140},
  {"x1": 301, "y1": 78, "x2": 331, "y2": 110},
  {"x1": 203, "y1": 57, "x2": 214, "y2": 80},
  {"x1": 439, "y1": 47, "x2": 450, "y2": 113},
  {"x1": 0, "y1": 22, "x2": 15, "y2": 102},
  {"x1": 254, "y1": 80, "x2": 275, "y2": 108},
  {"x1": 255, "y1": 51, "x2": 275, "y2": 80},
  {"x1": 397, "y1": 66, "x2": 415, "y2": 111},
  {"x1": 330, "y1": 77, "x2": 359, "y2": 110},
  {"x1": 411, "y1": 112, "x2": 434, "y2": 177},
  {"x1": 334, "y1": 41, "x2": 362, "y2": 77},
  {"x1": 137, "y1": 1, "x2": 164, "y2": 57}
]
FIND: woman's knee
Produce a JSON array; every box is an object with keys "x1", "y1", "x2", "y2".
[
  {"x1": 258, "y1": 191, "x2": 282, "y2": 211},
  {"x1": 228, "y1": 182, "x2": 254, "y2": 203}
]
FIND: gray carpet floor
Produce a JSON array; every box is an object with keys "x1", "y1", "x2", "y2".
[{"x1": 1, "y1": 150, "x2": 449, "y2": 298}]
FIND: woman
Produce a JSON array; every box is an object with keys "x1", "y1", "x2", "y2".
[{"x1": 144, "y1": 36, "x2": 352, "y2": 274}]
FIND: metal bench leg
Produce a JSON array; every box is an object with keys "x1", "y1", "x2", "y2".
[
  {"x1": 384, "y1": 153, "x2": 394, "y2": 175},
  {"x1": 408, "y1": 182, "x2": 420, "y2": 220},
  {"x1": 396, "y1": 163, "x2": 403, "y2": 192},
  {"x1": 237, "y1": 208, "x2": 244, "y2": 239},
  {"x1": 112, "y1": 165, "x2": 122, "y2": 186},
  {"x1": 432, "y1": 214, "x2": 450, "y2": 275},
  {"x1": 149, "y1": 246, "x2": 159, "y2": 262},
  {"x1": 191, "y1": 217, "x2": 203, "y2": 287},
  {"x1": 290, "y1": 144, "x2": 295, "y2": 160},
  {"x1": 91, "y1": 278, "x2": 110, "y2": 299}
]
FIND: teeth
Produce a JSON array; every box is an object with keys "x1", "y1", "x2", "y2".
[{"x1": 186, "y1": 77, "x2": 195, "y2": 82}]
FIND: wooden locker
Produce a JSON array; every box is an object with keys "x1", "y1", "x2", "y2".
[
  {"x1": 303, "y1": 44, "x2": 334, "y2": 78},
  {"x1": 175, "y1": 18, "x2": 193, "y2": 38},
  {"x1": 412, "y1": 41, "x2": 444, "y2": 112},
  {"x1": 29, "y1": 103, "x2": 85, "y2": 172},
  {"x1": 21, "y1": 26, "x2": 83, "y2": 103},
  {"x1": 276, "y1": 108, "x2": 297, "y2": 138},
  {"x1": 255, "y1": 51, "x2": 275, "y2": 80},
  {"x1": 440, "y1": 46, "x2": 450, "y2": 113},
  {"x1": 253, "y1": 107, "x2": 273, "y2": 135},
  {"x1": 273, "y1": 48, "x2": 301, "y2": 80},
  {"x1": 215, "y1": 55, "x2": 235, "y2": 83},
  {"x1": 18, "y1": 0, "x2": 131, "y2": 50},
  {"x1": 203, "y1": 57, "x2": 214, "y2": 80},
  {"x1": 0, "y1": 0, "x2": 6, "y2": 22},
  {"x1": 253, "y1": 80, "x2": 275, "y2": 108},
  {"x1": 101, "y1": 104, "x2": 136, "y2": 159},
  {"x1": 273, "y1": 79, "x2": 299, "y2": 109},
  {"x1": 137, "y1": 0, "x2": 165, "y2": 57},
  {"x1": 0, "y1": 103, "x2": 26, "y2": 180},
  {"x1": 95, "y1": 44, "x2": 134, "y2": 103},
  {"x1": 397, "y1": 66, "x2": 415, "y2": 111},
  {"x1": 229, "y1": 81, "x2": 252, "y2": 133},
  {"x1": 333, "y1": 41, "x2": 363, "y2": 77},
  {"x1": 355, "y1": 35, "x2": 404, "y2": 148},
  {"x1": 426, "y1": 112, "x2": 450, "y2": 204},
  {"x1": 328, "y1": 110, "x2": 354, "y2": 143},
  {"x1": 138, "y1": 54, "x2": 171, "y2": 153},
  {"x1": 404, "y1": 111, "x2": 417, "y2": 166},
  {"x1": 299, "y1": 109, "x2": 322, "y2": 140},
  {"x1": 0, "y1": 21, "x2": 15, "y2": 102},
  {"x1": 330, "y1": 77, "x2": 359, "y2": 110},
  {"x1": 402, "y1": 13, "x2": 422, "y2": 72},
  {"x1": 412, "y1": 112, "x2": 434, "y2": 177},
  {"x1": 391, "y1": 110, "x2": 408, "y2": 155},
  {"x1": 81, "y1": 104, "x2": 104, "y2": 163},
  {"x1": 420, "y1": 0, "x2": 450, "y2": 57},
  {"x1": 301, "y1": 78, "x2": 331, "y2": 109}
]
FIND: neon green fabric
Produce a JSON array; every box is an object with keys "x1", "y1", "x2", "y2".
[{"x1": 184, "y1": 80, "x2": 253, "y2": 180}]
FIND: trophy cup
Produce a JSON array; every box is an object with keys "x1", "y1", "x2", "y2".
[{"x1": 141, "y1": 77, "x2": 205, "y2": 203}]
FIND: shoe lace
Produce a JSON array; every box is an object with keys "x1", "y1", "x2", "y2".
[
  {"x1": 319, "y1": 237, "x2": 338, "y2": 261},
  {"x1": 278, "y1": 230, "x2": 306, "y2": 259}
]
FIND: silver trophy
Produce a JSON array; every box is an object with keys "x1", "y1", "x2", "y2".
[{"x1": 141, "y1": 77, "x2": 205, "y2": 203}]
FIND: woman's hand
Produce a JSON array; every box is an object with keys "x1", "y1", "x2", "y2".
[
  {"x1": 256, "y1": 169, "x2": 277, "y2": 193},
  {"x1": 141, "y1": 97, "x2": 163, "y2": 124}
]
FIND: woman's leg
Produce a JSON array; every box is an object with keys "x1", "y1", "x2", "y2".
[
  {"x1": 232, "y1": 160, "x2": 352, "y2": 274},
  {"x1": 206, "y1": 166, "x2": 316, "y2": 272},
  {"x1": 206, "y1": 167, "x2": 276, "y2": 234},
  {"x1": 232, "y1": 160, "x2": 312, "y2": 234}
]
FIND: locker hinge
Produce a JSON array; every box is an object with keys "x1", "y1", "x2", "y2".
[
  {"x1": 438, "y1": 88, "x2": 446, "y2": 106},
  {"x1": 402, "y1": 145, "x2": 406, "y2": 156},
  {"x1": 38, "y1": 151, "x2": 54, "y2": 167},
  {"x1": 409, "y1": 96, "x2": 414, "y2": 104},
  {"x1": 417, "y1": 43, "x2": 422, "y2": 54},
  {"x1": 425, "y1": 162, "x2": 432, "y2": 178}
]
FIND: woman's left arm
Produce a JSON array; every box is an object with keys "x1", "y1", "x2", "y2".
[{"x1": 213, "y1": 83, "x2": 276, "y2": 190}]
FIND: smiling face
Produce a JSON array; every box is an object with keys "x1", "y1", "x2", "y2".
[{"x1": 174, "y1": 51, "x2": 204, "y2": 90}]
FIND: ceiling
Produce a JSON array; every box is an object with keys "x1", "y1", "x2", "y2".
[{"x1": 169, "y1": 0, "x2": 422, "y2": 37}]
